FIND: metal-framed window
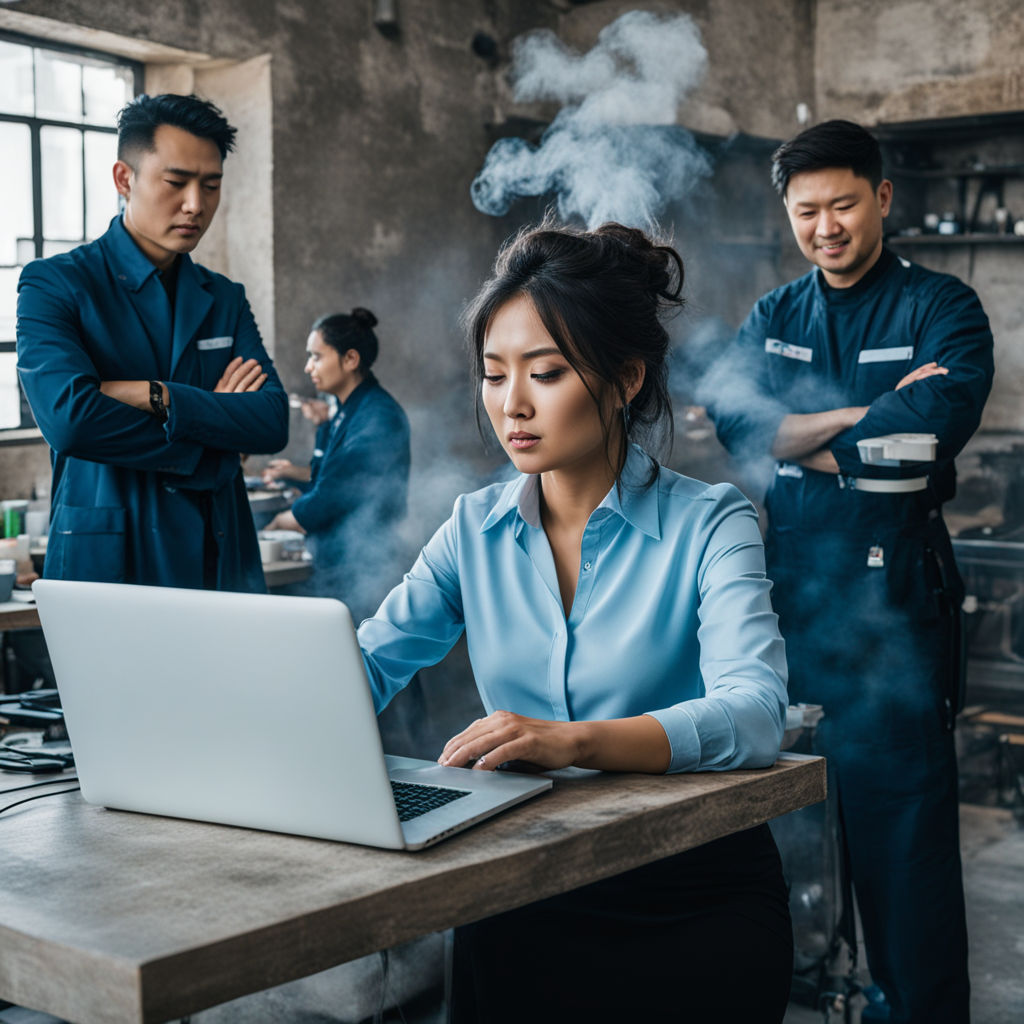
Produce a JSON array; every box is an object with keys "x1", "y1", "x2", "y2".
[{"x1": 0, "y1": 31, "x2": 142, "y2": 432}]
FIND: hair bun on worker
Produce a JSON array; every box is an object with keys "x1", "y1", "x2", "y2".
[
  {"x1": 351, "y1": 307, "x2": 378, "y2": 329},
  {"x1": 593, "y1": 222, "x2": 684, "y2": 304}
]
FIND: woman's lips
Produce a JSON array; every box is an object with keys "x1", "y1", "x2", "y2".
[{"x1": 509, "y1": 432, "x2": 540, "y2": 450}]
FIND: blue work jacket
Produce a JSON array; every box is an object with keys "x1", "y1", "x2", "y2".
[
  {"x1": 291, "y1": 373, "x2": 409, "y2": 617},
  {"x1": 708, "y1": 247, "x2": 994, "y2": 531},
  {"x1": 16, "y1": 216, "x2": 289, "y2": 591}
]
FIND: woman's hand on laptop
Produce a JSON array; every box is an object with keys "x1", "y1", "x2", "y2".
[{"x1": 438, "y1": 710, "x2": 670, "y2": 774}]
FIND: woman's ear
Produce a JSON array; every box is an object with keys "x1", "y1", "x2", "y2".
[{"x1": 620, "y1": 359, "x2": 646, "y2": 405}]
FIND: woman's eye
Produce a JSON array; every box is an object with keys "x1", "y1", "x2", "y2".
[
  {"x1": 483, "y1": 376, "x2": 504, "y2": 386},
  {"x1": 531, "y1": 369, "x2": 565, "y2": 382}
]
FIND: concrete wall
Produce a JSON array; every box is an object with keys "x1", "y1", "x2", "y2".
[
  {"x1": 553, "y1": 0, "x2": 815, "y2": 140},
  {"x1": 1, "y1": 0, "x2": 552, "y2": 536},
  {"x1": 2, "y1": 0, "x2": 1023, "y2": 515},
  {"x1": 816, "y1": 0, "x2": 1024, "y2": 123}
]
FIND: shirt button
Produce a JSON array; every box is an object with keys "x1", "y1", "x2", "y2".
[{"x1": 583, "y1": 561, "x2": 592, "y2": 571}]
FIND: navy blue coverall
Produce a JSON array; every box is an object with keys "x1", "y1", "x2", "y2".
[
  {"x1": 289, "y1": 372, "x2": 410, "y2": 621},
  {"x1": 708, "y1": 247, "x2": 993, "y2": 1024},
  {"x1": 17, "y1": 216, "x2": 288, "y2": 592}
]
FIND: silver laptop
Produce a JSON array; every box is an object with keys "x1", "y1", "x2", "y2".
[{"x1": 32, "y1": 580, "x2": 551, "y2": 849}]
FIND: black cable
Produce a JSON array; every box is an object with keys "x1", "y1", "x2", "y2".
[
  {"x1": 0, "y1": 776, "x2": 79, "y2": 795},
  {"x1": 0, "y1": 786, "x2": 80, "y2": 816}
]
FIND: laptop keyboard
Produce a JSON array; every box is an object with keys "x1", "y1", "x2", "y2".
[{"x1": 390, "y1": 779, "x2": 470, "y2": 822}]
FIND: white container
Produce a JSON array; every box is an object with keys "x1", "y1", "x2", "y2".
[
  {"x1": 258, "y1": 537, "x2": 283, "y2": 564},
  {"x1": 25, "y1": 509, "x2": 49, "y2": 539}
]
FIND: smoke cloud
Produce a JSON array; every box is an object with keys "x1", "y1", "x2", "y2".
[{"x1": 471, "y1": 10, "x2": 713, "y2": 230}]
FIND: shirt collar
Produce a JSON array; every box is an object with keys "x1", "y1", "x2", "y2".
[
  {"x1": 814, "y1": 245, "x2": 898, "y2": 305},
  {"x1": 103, "y1": 215, "x2": 191, "y2": 292},
  {"x1": 339, "y1": 371, "x2": 378, "y2": 411},
  {"x1": 479, "y1": 445, "x2": 661, "y2": 539}
]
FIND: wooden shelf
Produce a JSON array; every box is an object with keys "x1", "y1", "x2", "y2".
[
  {"x1": 890, "y1": 164, "x2": 1024, "y2": 180},
  {"x1": 889, "y1": 233, "x2": 1024, "y2": 246}
]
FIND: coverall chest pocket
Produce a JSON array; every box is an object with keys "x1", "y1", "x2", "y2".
[
  {"x1": 765, "y1": 338, "x2": 814, "y2": 400},
  {"x1": 853, "y1": 342, "x2": 912, "y2": 405},
  {"x1": 196, "y1": 336, "x2": 235, "y2": 389}
]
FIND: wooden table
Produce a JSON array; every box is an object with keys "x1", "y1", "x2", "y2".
[
  {"x1": 0, "y1": 556, "x2": 312, "y2": 632},
  {"x1": 0, "y1": 599, "x2": 40, "y2": 631},
  {"x1": 261, "y1": 559, "x2": 313, "y2": 588},
  {"x1": 0, "y1": 753, "x2": 824, "y2": 1024}
]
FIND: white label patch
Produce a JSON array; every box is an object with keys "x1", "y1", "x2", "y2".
[
  {"x1": 196, "y1": 336, "x2": 233, "y2": 351},
  {"x1": 858, "y1": 346, "x2": 913, "y2": 364},
  {"x1": 776, "y1": 463, "x2": 804, "y2": 479},
  {"x1": 765, "y1": 338, "x2": 812, "y2": 362}
]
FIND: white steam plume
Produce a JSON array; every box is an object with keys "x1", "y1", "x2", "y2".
[{"x1": 471, "y1": 10, "x2": 712, "y2": 229}]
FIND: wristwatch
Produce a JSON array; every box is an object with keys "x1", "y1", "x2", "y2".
[{"x1": 149, "y1": 380, "x2": 169, "y2": 423}]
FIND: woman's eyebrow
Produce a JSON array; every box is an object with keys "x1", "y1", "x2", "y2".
[{"x1": 483, "y1": 347, "x2": 562, "y2": 361}]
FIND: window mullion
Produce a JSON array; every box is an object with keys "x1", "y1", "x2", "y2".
[{"x1": 30, "y1": 122, "x2": 43, "y2": 259}]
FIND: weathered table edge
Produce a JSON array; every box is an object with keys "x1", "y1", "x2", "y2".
[{"x1": 3, "y1": 754, "x2": 826, "y2": 1024}]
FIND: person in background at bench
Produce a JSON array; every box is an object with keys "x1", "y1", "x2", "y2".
[
  {"x1": 357, "y1": 220, "x2": 793, "y2": 1023},
  {"x1": 264, "y1": 309, "x2": 410, "y2": 623}
]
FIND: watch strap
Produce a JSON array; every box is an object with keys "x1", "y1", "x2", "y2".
[{"x1": 149, "y1": 380, "x2": 169, "y2": 423}]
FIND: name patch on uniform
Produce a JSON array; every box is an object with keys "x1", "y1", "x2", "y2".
[
  {"x1": 197, "y1": 336, "x2": 233, "y2": 351},
  {"x1": 765, "y1": 338, "x2": 812, "y2": 362},
  {"x1": 858, "y1": 346, "x2": 913, "y2": 364}
]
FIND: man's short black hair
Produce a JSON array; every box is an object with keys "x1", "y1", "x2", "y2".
[
  {"x1": 117, "y1": 93, "x2": 237, "y2": 163},
  {"x1": 771, "y1": 119, "x2": 883, "y2": 197}
]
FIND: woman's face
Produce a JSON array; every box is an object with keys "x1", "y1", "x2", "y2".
[
  {"x1": 482, "y1": 294, "x2": 614, "y2": 481},
  {"x1": 304, "y1": 330, "x2": 351, "y2": 397}
]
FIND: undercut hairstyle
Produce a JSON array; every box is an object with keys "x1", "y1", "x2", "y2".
[
  {"x1": 116, "y1": 93, "x2": 237, "y2": 163},
  {"x1": 771, "y1": 119, "x2": 883, "y2": 197},
  {"x1": 312, "y1": 309, "x2": 380, "y2": 372},
  {"x1": 462, "y1": 217, "x2": 684, "y2": 484}
]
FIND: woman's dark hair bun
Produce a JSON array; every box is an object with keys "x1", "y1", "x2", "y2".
[
  {"x1": 593, "y1": 222, "x2": 683, "y2": 303},
  {"x1": 351, "y1": 306, "x2": 378, "y2": 329}
]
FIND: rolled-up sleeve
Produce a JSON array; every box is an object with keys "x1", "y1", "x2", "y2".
[
  {"x1": 704, "y1": 299, "x2": 791, "y2": 461},
  {"x1": 647, "y1": 491, "x2": 788, "y2": 772}
]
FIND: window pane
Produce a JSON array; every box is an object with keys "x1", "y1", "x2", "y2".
[
  {"x1": 0, "y1": 123, "x2": 33, "y2": 264},
  {"x1": 0, "y1": 353, "x2": 20, "y2": 429},
  {"x1": 35, "y1": 49, "x2": 83, "y2": 122},
  {"x1": 41, "y1": 126, "x2": 83, "y2": 242},
  {"x1": 0, "y1": 39, "x2": 33, "y2": 116},
  {"x1": 42, "y1": 240, "x2": 79, "y2": 258},
  {"x1": 83, "y1": 63, "x2": 132, "y2": 126},
  {"x1": 85, "y1": 131, "x2": 118, "y2": 239},
  {"x1": 0, "y1": 267, "x2": 19, "y2": 342}
]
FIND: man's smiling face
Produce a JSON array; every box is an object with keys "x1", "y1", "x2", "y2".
[{"x1": 784, "y1": 167, "x2": 892, "y2": 289}]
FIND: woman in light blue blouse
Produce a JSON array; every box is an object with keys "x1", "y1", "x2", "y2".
[{"x1": 358, "y1": 221, "x2": 793, "y2": 1021}]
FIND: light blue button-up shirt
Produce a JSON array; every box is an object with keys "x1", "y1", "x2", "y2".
[{"x1": 358, "y1": 446, "x2": 788, "y2": 773}]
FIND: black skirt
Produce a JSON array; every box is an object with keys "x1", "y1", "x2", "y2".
[{"x1": 450, "y1": 823, "x2": 793, "y2": 1024}]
